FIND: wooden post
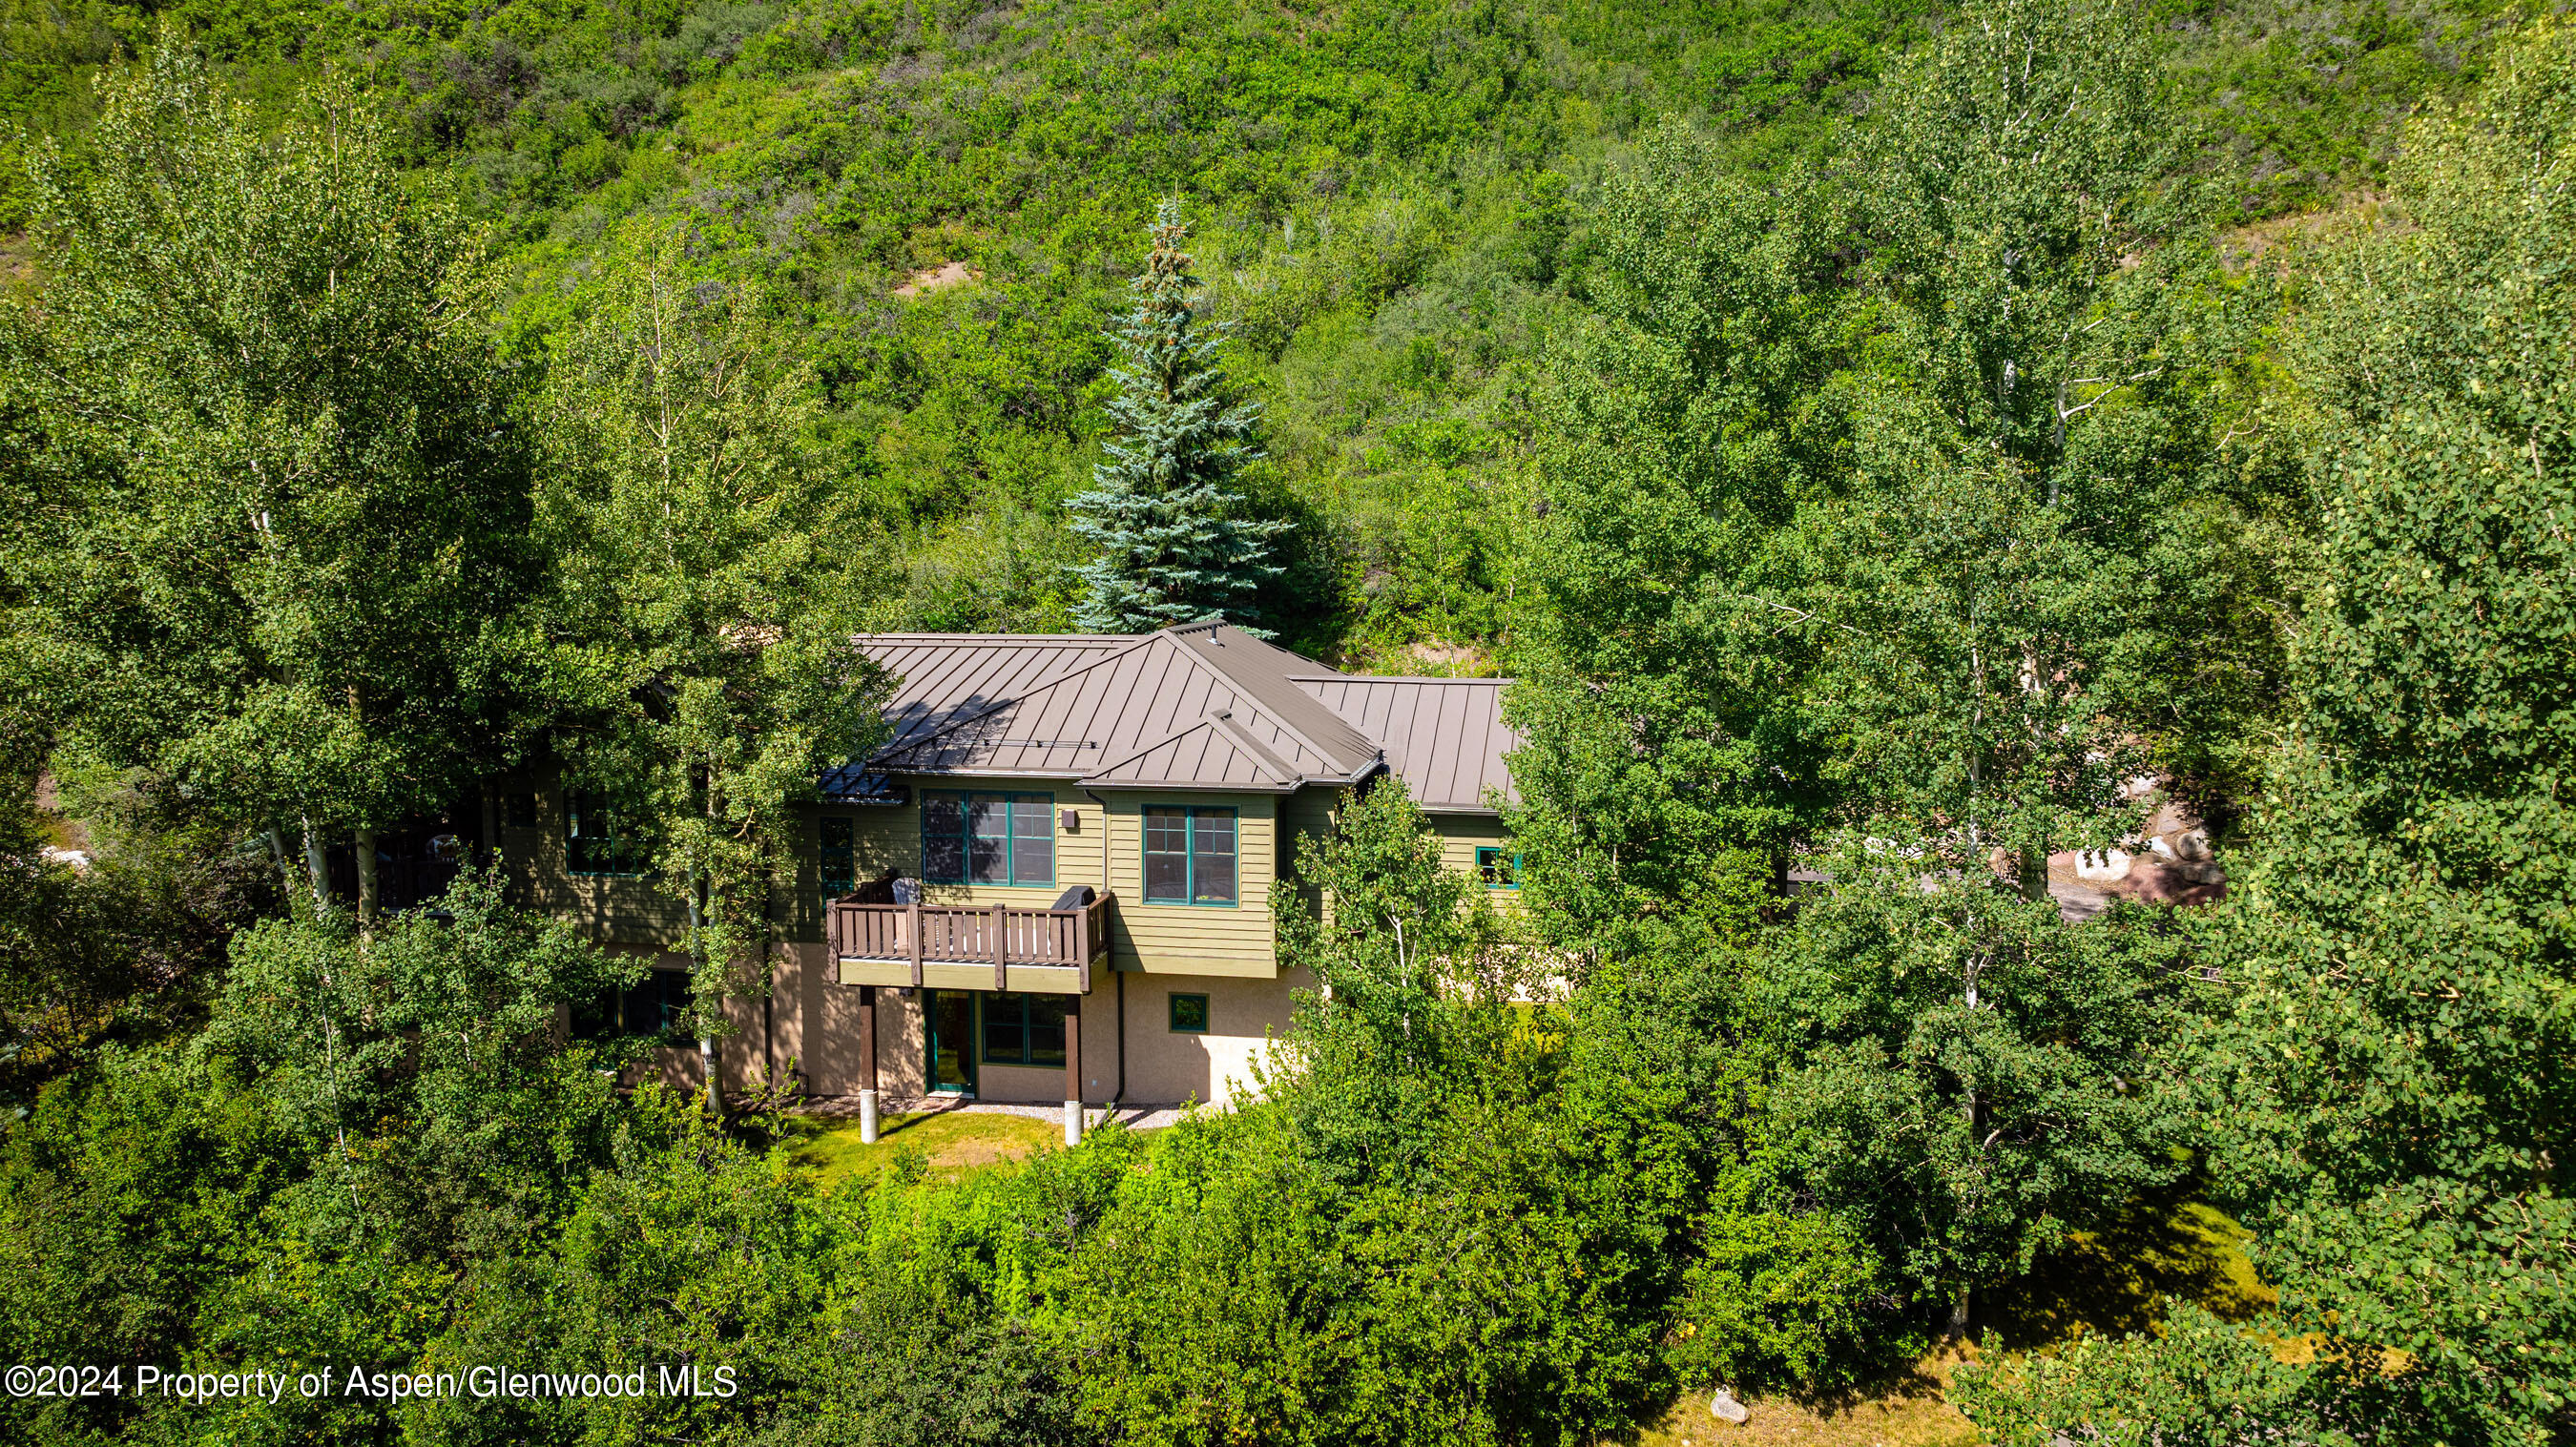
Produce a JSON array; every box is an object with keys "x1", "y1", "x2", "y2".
[
  {"x1": 858, "y1": 984, "x2": 880, "y2": 1146},
  {"x1": 907, "y1": 901, "x2": 923, "y2": 989},
  {"x1": 1077, "y1": 898, "x2": 1095, "y2": 995},
  {"x1": 1065, "y1": 989, "x2": 1083, "y2": 1147},
  {"x1": 993, "y1": 903, "x2": 1008, "y2": 990}
]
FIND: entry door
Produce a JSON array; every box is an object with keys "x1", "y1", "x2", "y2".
[{"x1": 925, "y1": 990, "x2": 976, "y2": 1096}]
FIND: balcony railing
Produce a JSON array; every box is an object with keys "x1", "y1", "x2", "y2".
[{"x1": 826, "y1": 892, "x2": 1111, "y2": 994}]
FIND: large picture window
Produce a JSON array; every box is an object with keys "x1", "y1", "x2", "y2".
[
  {"x1": 1143, "y1": 805, "x2": 1237, "y2": 905},
  {"x1": 980, "y1": 992, "x2": 1070, "y2": 1066},
  {"x1": 922, "y1": 793, "x2": 1054, "y2": 887},
  {"x1": 566, "y1": 792, "x2": 652, "y2": 877}
]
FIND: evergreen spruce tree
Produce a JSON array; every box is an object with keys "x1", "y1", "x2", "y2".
[{"x1": 1068, "y1": 201, "x2": 1288, "y2": 633}]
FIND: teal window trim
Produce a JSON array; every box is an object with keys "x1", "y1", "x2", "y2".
[
  {"x1": 1475, "y1": 847, "x2": 1521, "y2": 889},
  {"x1": 1141, "y1": 804, "x2": 1240, "y2": 906},
  {"x1": 978, "y1": 991, "x2": 1070, "y2": 1067},
  {"x1": 1168, "y1": 993, "x2": 1210, "y2": 1034},
  {"x1": 924, "y1": 989, "x2": 975, "y2": 1095},
  {"x1": 921, "y1": 791, "x2": 1056, "y2": 888},
  {"x1": 566, "y1": 792, "x2": 653, "y2": 878},
  {"x1": 819, "y1": 817, "x2": 856, "y2": 899}
]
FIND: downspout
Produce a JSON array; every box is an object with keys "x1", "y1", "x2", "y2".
[{"x1": 1083, "y1": 786, "x2": 1125, "y2": 1108}]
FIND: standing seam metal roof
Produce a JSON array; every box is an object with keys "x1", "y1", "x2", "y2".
[
  {"x1": 1290, "y1": 675, "x2": 1519, "y2": 813},
  {"x1": 846, "y1": 626, "x2": 1517, "y2": 810}
]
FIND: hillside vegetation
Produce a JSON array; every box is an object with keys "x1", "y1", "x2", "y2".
[
  {"x1": 0, "y1": 0, "x2": 2527, "y2": 664},
  {"x1": 0, "y1": 0, "x2": 2570, "y2": 1444}
]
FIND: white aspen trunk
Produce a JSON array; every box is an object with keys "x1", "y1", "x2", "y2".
[
  {"x1": 301, "y1": 817, "x2": 330, "y2": 918},
  {"x1": 355, "y1": 828, "x2": 380, "y2": 931},
  {"x1": 687, "y1": 859, "x2": 723, "y2": 1124}
]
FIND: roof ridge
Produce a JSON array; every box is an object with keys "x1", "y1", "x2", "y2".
[
  {"x1": 1204, "y1": 709, "x2": 1300, "y2": 782},
  {"x1": 1080, "y1": 710, "x2": 1274, "y2": 784},
  {"x1": 1292, "y1": 673, "x2": 1511, "y2": 684},
  {"x1": 872, "y1": 633, "x2": 1166, "y2": 765},
  {"x1": 1205, "y1": 672, "x2": 1378, "y2": 778},
  {"x1": 1168, "y1": 630, "x2": 1381, "y2": 775},
  {"x1": 859, "y1": 632, "x2": 1141, "y2": 643}
]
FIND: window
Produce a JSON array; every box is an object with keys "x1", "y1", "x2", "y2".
[
  {"x1": 576, "y1": 968, "x2": 696, "y2": 1045},
  {"x1": 504, "y1": 792, "x2": 538, "y2": 829},
  {"x1": 1168, "y1": 993, "x2": 1210, "y2": 1034},
  {"x1": 1476, "y1": 847, "x2": 1521, "y2": 889},
  {"x1": 922, "y1": 793, "x2": 1053, "y2": 887},
  {"x1": 980, "y1": 992, "x2": 1070, "y2": 1066},
  {"x1": 1143, "y1": 806, "x2": 1237, "y2": 904},
  {"x1": 820, "y1": 817, "x2": 856, "y2": 899},
  {"x1": 566, "y1": 793, "x2": 652, "y2": 877}
]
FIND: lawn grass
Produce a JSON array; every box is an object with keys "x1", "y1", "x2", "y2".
[
  {"x1": 787, "y1": 1109, "x2": 1062, "y2": 1191},
  {"x1": 1638, "y1": 1173, "x2": 2274, "y2": 1446},
  {"x1": 1984, "y1": 1173, "x2": 2275, "y2": 1351},
  {"x1": 1638, "y1": 1352, "x2": 1983, "y2": 1447}
]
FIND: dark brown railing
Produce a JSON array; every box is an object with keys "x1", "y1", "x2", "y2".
[{"x1": 826, "y1": 893, "x2": 1111, "y2": 991}]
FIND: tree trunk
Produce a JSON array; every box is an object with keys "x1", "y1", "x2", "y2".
[
  {"x1": 301, "y1": 817, "x2": 330, "y2": 918},
  {"x1": 1952, "y1": 1085, "x2": 1980, "y2": 1344},
  {"x1": 265, "y1": 830, "x2": 300, "y2": 910},
  {"x1": 355, "y1": 827, "x2": 380, "y2": 932},
  {"x1": 687, "y1": 863, "x2": 723, "y2": 1124},
  {"x1": 2018, "y1": 843, "x2": 2050, "y2": 904}
]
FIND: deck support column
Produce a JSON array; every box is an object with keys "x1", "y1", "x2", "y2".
[
  {"x1": 858, "y1": 984, "x2": 880, "y2": 1146},
  {"x1": 1065, "y1": 991, "x2": 1084, "y2": 1147}
]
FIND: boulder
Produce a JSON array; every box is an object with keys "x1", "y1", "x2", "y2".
[
  {"x1": 1709, "y1": 1389, "x2": 1749, "y2": 1424},
  {"x1": 2074, "y1": 848, "x2": 2132, "y2": 881}
]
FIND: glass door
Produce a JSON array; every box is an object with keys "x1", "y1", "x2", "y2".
[{"x1": 925, "y1": 989, "x2": 977, "y2": 1096}]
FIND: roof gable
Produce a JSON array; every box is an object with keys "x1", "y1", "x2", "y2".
[{"x1": 1085, "y1": 712, "x2": 1304, "y2": 791}]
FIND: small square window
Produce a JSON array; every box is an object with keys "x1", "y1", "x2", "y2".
[
  {"x1": 1476, "y1": 847, "x2": 1520, "y2": 889},
  {"x1": 505, "y1": 793, "x2": 538, "y2": 829},
  {"x1": 1168, "y1": 993, "x2": 1210, "y2": 1034}
]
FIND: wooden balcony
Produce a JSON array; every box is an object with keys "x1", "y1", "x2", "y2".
[{"x1": 827, "y1": 892, "x2": 1111, "y2": 995}]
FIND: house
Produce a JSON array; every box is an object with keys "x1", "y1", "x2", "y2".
[{"x1": 496, "y1": 621, "x2": 1520, "y2": 1144}]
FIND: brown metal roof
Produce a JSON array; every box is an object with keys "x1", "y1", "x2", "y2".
[
  {"x1": 862, "y1": 634, "x2": 1138, "y2": 751},
  {"x1": 841, "y1": 626, "x2": 1515, "y2": 810},
  {"x1": 1292, "y1": 676, "x2": 1520, "y2": 814}
]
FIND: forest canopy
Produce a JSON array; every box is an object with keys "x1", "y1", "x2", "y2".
[{"x1": 0, "y1": 0, "x2": 2569, "y2": 1442}]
